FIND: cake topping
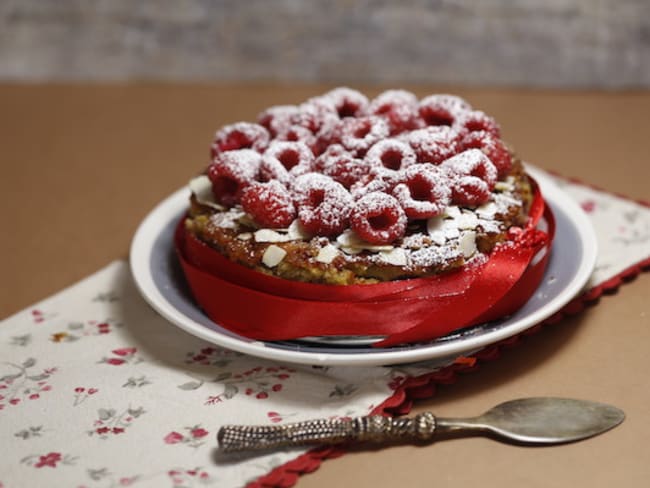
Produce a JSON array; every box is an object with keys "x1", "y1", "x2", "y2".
[
  {"x1": 241, "y1": 180, "x2": 296, "y2": 229},
  {"x1": 293, "y1": 173, "x2": 353, "y2": 237},
  {"x1": 350, "y1": 192, "x2": 407, "y2": 245},
  {"x1": 211, "y1": 122, "x2": 270, "y2": 156},
  {"x1": 392, "y1": 164, "x2": 451, "y2": 219},
  {"x1": 208, "y1": 149, "x2": 262, "y2": 206},
  {"x1": 190, "y1": 88, "x2": 531, "y2": 280},
  {"x1": 441, "y1": 149, "x2": 498, "y2": 206}
]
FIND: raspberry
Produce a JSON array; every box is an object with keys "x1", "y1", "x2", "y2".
[
  {"x1": 315, "y1": 144, "x2": 368, "y2": 188},
  {"x1": 461, "y1": 131, "x2": 512, "y2": 178},
  {"x1": 418, "y1": 94, "x2": 471, "y2": 127},
  {"x1": 211, "y1": 122, "x2": 270, "y2": 157},
  {"x1": 323, "y1": 87, "x2": 369, "y2": 118},
  {"x1": 339, "y1": 116, "x2": 390, "y2": 157},
  {"x1": 368, "y1": 89, "x2": 421, "y2": 135},
  {"x1": 257, "y1": 105, "x2": 299, "y2": 137},
  {"x1": 406, "y1": 126, "x2": 461, "y2": 164},
  {"x1": 260, "y1": 141, "x2": 314, "y2": 183},
  {"x1": 294, "y1": 174, "x2": 353, "y2": 236},
  {"x1": 441, "y1": 149, "x2": 498, "y2": 206},
  {"x1": 274, "y1": 125, "x2": 318, "y2": 153},
  {"x1": 456, "y1": 110, "x2": 501, "y2": 138},
  {"x1": 292, "y1": 98, "x2": 339, "y2": 134},
  {"x1": 392, "y1": 164, "x2": 451, "y2": 219},
  {"x1": 350, "y1": 192, "x2": 407, "y2": 244},
  {"x1": 364, "y1": 138, "x2": 416, "y2": 173},
  {"x1": 208, "y1": 149, "x2": 262, "y2": 206},
  {"x1": 241, "y1": 181, "x2": 296, "y2": 228}
]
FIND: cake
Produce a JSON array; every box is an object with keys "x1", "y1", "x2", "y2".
[{"x1": 183, "y1": 88, "x2": 534, "y2": 285}]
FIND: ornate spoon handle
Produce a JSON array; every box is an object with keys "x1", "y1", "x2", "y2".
[{"x1": 218, "y1": 413, "x2": 436, "y2": 452}]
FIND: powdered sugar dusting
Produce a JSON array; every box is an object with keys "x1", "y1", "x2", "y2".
[{"x1": 194, "y1": 88, "x2": 531, "y2": 274}]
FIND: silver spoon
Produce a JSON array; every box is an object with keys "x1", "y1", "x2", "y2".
[{"x1": 217, "y1": 397, "x2": 624, "y2": 452}]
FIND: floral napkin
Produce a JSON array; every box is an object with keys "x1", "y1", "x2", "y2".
[{"x1": 1, "y1": 172, "x2": 648, "y2": 488}]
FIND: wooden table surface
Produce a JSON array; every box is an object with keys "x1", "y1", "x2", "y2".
[{"x1": 2, "y1": 84, "x2": 649, "y2": 487}]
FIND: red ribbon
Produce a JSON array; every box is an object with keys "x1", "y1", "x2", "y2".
[{"x1": 175, "y1": 180, "x2": 554, "y2": 347}]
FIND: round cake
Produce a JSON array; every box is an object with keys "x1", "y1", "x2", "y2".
[{"x1": 184, "y1": 88, "x2": 533, "y2": 285}]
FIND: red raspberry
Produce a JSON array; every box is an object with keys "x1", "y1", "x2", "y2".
[
  {"x1": 275, "y1": 125, "x2": 318, "y2": 153},
  {"x1": 392, "y1": 164, "x2": 451, "y2": 219},
  {"x1": 350, "y1": 192, "x2": 407, "y2": 244},
  {"x1": 418, "y1": 94, "x2": 471, "y2": 127},
  {"x1": 364, "y1": 138, "x2": 416, "y2": 173},
  {"x1": 292, "y1": 98, "x2": 339, "y2": 134},
  {"x1": 315, "y1": 144, "x2": 368, "y2": 188},
  {"x1": 406, "y1": 126, "x2": 461, "y2": 164},
  {"x1": 339, "y1": 116, "x2": 390, "y2": 157},
  {"x1": 241, "y1": 181, "x2": 296, "y2": 228},
  {"x1": 456, "y1": 110, "x2": 501, "y2": 138},
  {"x1": 461, "y1": 131, "x2": 512, "y2": 178},
  {"x1": 324, "y1": 87, "x2": 369, "y2": 118},
  {"x1": 211, "y1": 122, "x2": 270, "y2": 157},
  {"x1": 257, "y1": 105, "x2": 299, "y2": 137},
  {"x1": 208, "y1": 149, "x2": 261, "y2": 206},
  {"x1": 368, "y1": 90, "x2": 420, "y2": 135},
  {"x1": 294, "y1": 174, "x2": 352, "y2": 236},
  {"x1": 260, "y1": 141, "x2": 314, "y2": 183},
  {"x1": 441, "y1": 149, "x2": 497, "y2": 206}
]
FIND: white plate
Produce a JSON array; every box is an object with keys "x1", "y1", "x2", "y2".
[{"x1": 130, "y1": 166, "x2": 597, "y2": 367}]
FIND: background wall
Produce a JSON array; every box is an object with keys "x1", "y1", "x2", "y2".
[{"x1": 1, "y1": 0, "x2": 648, "y2": 87}]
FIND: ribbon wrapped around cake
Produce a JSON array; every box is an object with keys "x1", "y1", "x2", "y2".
[{"x1": 175, "y1": 179, "x2": 554, "y2": 347}]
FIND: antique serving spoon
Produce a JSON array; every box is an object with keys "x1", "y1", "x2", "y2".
[{"x1": 217, "y1": 397, "x2": 624, "y2": 452}]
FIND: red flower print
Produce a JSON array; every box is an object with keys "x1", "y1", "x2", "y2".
[
  {"x1": 74, "y1": 387, "x2": 85, "y2": 393},
  {"x1": 101, "y1": 347, "x2": 141, "y2": 366},
  {"x1": 105, "y1": 358, "x2": 126, "y2": 366},
  {"x1": 96, "y1": 427, "x2": 110, "y2": 434},
  {"x1": 88, "y1": 388, "x2": 98, "y2": 395},
  {"x1": 112, "y1": 347, "x2": 137, "y2": 357},
  {"x1": 581, "y1": 200, "x2": 596, "y2": 213},
  {"x1": 35, "y1": 452, "x2": 62, "y2": 468},
  {"x1": 190, "y1": 428, "x2": 208, "y2": 439},
  {"x1": 112, "y1": 427, "x2": 125, "y2": 434},
  {"x1": 164, "y1": 432, "x2": 184, "y2": 444}
]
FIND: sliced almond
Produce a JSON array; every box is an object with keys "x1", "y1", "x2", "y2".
[
  {"x1": 262, "y1": 245, "x2": 287, "y2": 267},
  {"x1": 287, "y1": 219, "x2": 311, "y2": 240},
  {"x1": 379, "y1": 247, "x2": 407, "y2": 266},
  {"x1": 315, "y1": 244, "x2": 339, "y2": 264},
  {"x1": 189, "y1": 175, "x2": 225, "y2": 211},
  {"x1": 459, "y1": 231, "x2": 477, "y2": 258},
  {"x1": 254, "y1": 229, "x2": 292, "y2": 243}
]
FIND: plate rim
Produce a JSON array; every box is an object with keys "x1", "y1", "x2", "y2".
[{"x1": 129, "y1": 165, "x2": 597, "y2": 366}]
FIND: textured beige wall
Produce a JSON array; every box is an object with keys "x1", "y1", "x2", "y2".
[{"x1": 1, "y1": 0, "x2": 649, "y2": 87}]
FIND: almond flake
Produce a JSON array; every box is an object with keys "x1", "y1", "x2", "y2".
[
  {"x1": 262, "y1": 245, "x2": 287, "y2": 267},
  {"x1": 379, "y1": 248, "x2": 407, "y2": 266},
  {"x1": 459, "y1": 231, "x2": 477, "y2": 258},
  {"x1": 254, "y1": 229, "x2": 292, "y2": 243},
  {"x1": 189, "y1": 175, "x2": 225, "y2": 211},
  {"x1": 315, "y1": 244, "x2": 339, "y2": 264}
]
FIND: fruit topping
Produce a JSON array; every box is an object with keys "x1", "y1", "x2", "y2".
[
  {"x1": 294, "y1": 173, "x2": 353, "y2": 236},
  {"x1": 442, "y1": 149, "x2": 498, "y2": 206},
  {"x1": 392, "y1": 164, "x2": 451, "y2": 219},
  {"x1": 350, "y1": 192, "x2": 408, "y2": 244},
  {"x1": 241, "y1": 180, "x2": 296, "y2": 228},
  {"x1": 406, "y1": 126, "x2": 460, "y2": 164},
  {"x1": 461, "y1": 131, "x2": 512, "y2": 178},
  {"x1": 208, "y1": 149, "x2": 261, "y2": 206},
  {"x1": 211, "y1": 122, "x2": 270, "y2": 156},
  {"x1": 260, "y1": 141, "x2": 314, "y2": 183},
  {"x1": 368, "y1": 89, "x2": 420, "y2": 135}
]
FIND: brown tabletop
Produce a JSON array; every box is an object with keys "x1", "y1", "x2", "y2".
[{"x1": 2, "y1": 84, "x2": 649, "y2": 487}]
